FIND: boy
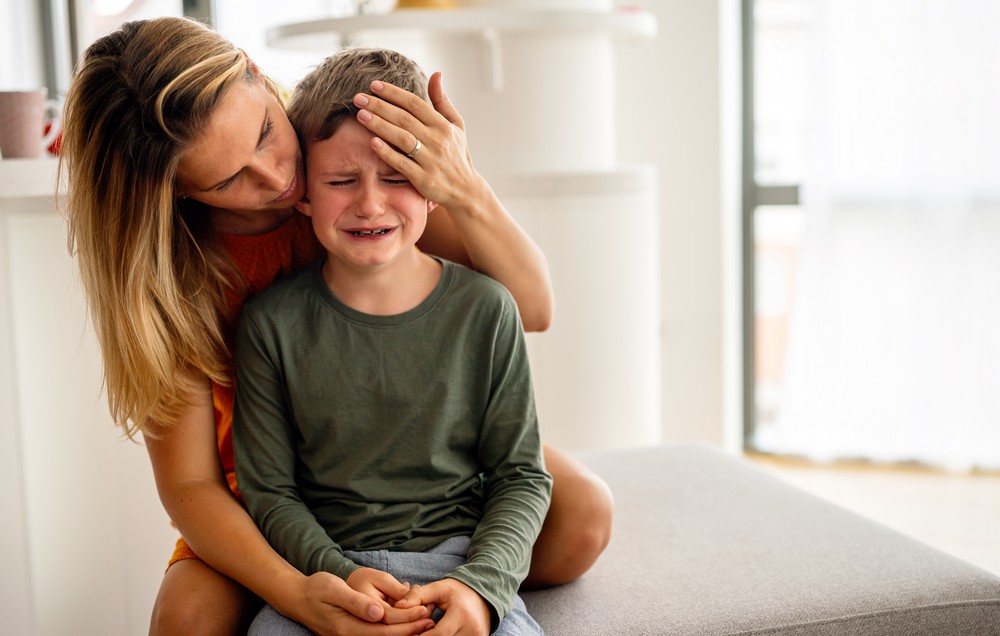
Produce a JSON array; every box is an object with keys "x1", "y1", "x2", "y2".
[{"x1": 232, "y1": 48, "x2": 552, "y2": 636}]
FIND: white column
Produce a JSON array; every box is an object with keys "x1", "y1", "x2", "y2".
[{"x1": 500, "y1": 169, "x2": 661, "y2": 451}]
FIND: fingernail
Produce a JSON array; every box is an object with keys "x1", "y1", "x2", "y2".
[
  {"x1": 371, "y1": 137, "x2": 384, "y2": 149},
  {"x1": 354, "y1": 93, "x2": 369, "y2": 107},
  {"x1": 357, "y1": 109, "x2": 373, "y2": 122},
  {"x1": 371, "y1": 81, "x2": 385, "y2": 91},
  {"x1": 368, "y1": 605, "x2": 381, "y2": 620}
]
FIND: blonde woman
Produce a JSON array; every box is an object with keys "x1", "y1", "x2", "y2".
[{"x1": 61, "y1": 16, "x2": 612, "y2": 636}]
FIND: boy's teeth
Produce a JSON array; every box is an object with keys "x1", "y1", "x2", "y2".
[{"x1": 353, "y1": 229, "x2": 389, "y2": 236}]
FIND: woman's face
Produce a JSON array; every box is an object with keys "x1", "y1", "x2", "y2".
[{"x1": 175, "y1": 79, "x2": 305, "y2": 217}]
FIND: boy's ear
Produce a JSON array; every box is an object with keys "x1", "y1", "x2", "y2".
[
  {"x1": 427, "y1": 200, "x2": 438, "y2": 213},
  {"x1": 296, "y1": 196, "x2": 312, "y2": 216}
]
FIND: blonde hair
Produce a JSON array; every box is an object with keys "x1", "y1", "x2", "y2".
[
  {"x1": 287, "y1": 47, "x2": 428, "y2": 155},
  {"x1": 61, "y1": 17, "x2": 283, "y2": 438}
]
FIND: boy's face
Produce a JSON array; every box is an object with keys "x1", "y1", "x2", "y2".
[{"x1": 298, "y1": 118, "x2": 434, "y2": 271}]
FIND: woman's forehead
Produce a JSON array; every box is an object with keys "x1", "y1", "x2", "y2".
[{"x1": 176, "y1": 82, "x2": 270, "y2": 190}]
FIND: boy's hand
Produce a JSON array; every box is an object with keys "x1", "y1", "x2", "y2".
[
  {"x1": 346, "y1": 567, "x2": 433, "y2": 626},
  {"x1": 395, "y1": 579, "x2": 491, "y2": 636}
]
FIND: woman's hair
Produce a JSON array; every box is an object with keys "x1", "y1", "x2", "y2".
[
  {"x1": 287, "y1": 47, "x2": 428, "y2": 156},
  {"x1": 61, "y1": 17, "x2": 282, "y2": 438}
]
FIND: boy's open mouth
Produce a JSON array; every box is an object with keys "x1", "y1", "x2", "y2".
[{"x1": 350, "y1": 228, "x2": 392, "y2": 237}]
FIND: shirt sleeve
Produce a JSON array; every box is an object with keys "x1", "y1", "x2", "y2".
[
  {"x1": 232, "y1": 303, "x2": 360, "y2": 581},
  {"x1": 445, "y1": 289, "x2": 554, "y2": 630}
]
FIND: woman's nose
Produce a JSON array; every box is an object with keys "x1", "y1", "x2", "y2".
[{"x1": 252, "y1": 158, "x2": 285, "y2": 192}]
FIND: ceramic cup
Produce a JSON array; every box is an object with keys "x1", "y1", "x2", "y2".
[
  {"x1": 395, "y1": 0, "x2": 457, "y2": 7},
  {"x1": 0, "y1": 90, "x2": 62, "y2": 159}
]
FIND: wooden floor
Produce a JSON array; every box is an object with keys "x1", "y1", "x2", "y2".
[{"x1": 747, "y1": 453, "x2": 1000, "y2": 577}]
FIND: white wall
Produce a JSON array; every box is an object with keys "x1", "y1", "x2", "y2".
[{"x1": 615, "y1": 0, "x2": 742, "y2": 451}]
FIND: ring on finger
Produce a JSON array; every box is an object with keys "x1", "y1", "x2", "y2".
[{"x1": 406, "y1": 138, "x2": 422, "y2": 158}]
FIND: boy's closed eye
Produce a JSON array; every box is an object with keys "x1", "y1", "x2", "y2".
[
  {"x1": 321, "y1": 174, "x2": 410, "y2": 187},
  {"x1": 378, "y1": 169, "x2": 410, "y2": 186},
  {"x1": 324, "y1": 178, "x2": 356, "y2": 187}
]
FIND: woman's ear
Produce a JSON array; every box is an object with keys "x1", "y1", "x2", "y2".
[{"x1": 427, "y1": 200, "x2": 438, "y2": 214}]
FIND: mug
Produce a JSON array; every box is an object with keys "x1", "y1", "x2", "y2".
[
  {"x1": 394, "y1": 0, "x2": 457, "y2": 7},
  {"x1": 0, "y1": 90, "x2": 62, "y2": 159}
]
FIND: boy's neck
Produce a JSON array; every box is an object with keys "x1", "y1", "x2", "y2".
[{"x1": 321, "y1": 248, "x2": 442, "y2": 316}]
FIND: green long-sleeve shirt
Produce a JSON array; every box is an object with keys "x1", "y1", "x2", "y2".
[{"x1": 232, "y1": 259, "x2": 552, "y2": 626}]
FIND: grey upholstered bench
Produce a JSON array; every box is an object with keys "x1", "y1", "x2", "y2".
[{"x1": 522, "y1": 444, "x2": 1000, "y2": 635}]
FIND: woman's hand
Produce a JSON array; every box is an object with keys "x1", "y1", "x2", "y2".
[
  {"x1": 353, "y1": 73, "x2": 555, "y2": 332},
  {"x1": 353, "y1": 72, "x2": 486, "y2": 212}
]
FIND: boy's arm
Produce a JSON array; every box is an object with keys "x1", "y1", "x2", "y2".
[
  {"x1": 445, "y1": 291, "x2": 553, "y2": 629},
  {"x1": 232, "y1": 306, "x2": 361, "y2": 582}
]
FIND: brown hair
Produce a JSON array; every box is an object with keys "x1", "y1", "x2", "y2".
[
  {"x1": 287, "y1": 47, "x2": 428, "y2": 154},
  {"x1": 60, "y1": 17, "x2": 283, "y2": 437}
]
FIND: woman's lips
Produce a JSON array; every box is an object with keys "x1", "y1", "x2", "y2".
[{"x1": 270, "y1": 172, "x2": 299, "y2": 204}]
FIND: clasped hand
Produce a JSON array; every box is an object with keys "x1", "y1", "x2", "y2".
[{"x1": 347, "y1": 567, "x2": 491, "y2": 636}]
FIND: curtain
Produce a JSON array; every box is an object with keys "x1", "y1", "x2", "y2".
[{"x1": 757, "y1": 0, "x2": 1000, "y2": 469}]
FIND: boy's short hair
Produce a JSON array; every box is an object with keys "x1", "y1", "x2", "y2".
[{"x1": 287, "y1": 47, "x2": 429, "y2": 155}]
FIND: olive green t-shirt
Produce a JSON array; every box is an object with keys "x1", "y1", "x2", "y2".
[{"x1": 233, "y1": 258, "x2": 552, "y2": 625}]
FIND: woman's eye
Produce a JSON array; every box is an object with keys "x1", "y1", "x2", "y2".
[
  {"x1": 215, "y1": 177, "x2": 236, "y2": 193},
  {"x1": 260, "y1": 117, "x2": 274, "y2": 144}
]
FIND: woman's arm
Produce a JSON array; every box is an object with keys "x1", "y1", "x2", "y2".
[
  {"x1": 353, "y1": 74, "x2": 554, "y2": 332},
  {"x1": 144, "y1": 381, "x2": 432, "y2": 636}
]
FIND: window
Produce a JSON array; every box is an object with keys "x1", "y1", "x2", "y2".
[{"x1": 745, "y1": 0, "x2": 1000, "y2": 470}]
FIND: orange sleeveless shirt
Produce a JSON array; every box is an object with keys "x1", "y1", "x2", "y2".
[{"x1": 169, "y1": 213, "x2": 325, "y2": 566}]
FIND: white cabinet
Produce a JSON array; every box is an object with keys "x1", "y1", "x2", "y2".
[
  {"x1": 0, "y1": 159, "x2": 176, "y2": 636},
  {"x1": 269, "y1": 6, "x2": 662, "y2": 450}
]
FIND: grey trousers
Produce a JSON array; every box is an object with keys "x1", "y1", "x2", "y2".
[{"x1": 249, "y1": 536, "x2": 543, "y2": 635}]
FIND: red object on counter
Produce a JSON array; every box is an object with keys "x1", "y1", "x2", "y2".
[{"x1": 44, "y1": 122, "x2": 62, "y2": 155}]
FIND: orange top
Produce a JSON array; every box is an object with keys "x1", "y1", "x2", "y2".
[{"x1": 169, "y1": 213, "x2": 325, "y2": 566}]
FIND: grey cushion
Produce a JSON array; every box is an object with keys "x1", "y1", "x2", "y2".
[{"x1": 522, "y1": 444, "x2": 1000, "y2": 635}]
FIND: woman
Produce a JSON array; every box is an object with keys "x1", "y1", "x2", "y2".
[{"x1": 61, "y1": 17, "x2": 612, "y2": 636}]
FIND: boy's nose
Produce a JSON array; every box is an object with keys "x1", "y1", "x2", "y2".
[{"x1": 354, "y1": 186, "x2": 385, "y2": 219}]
